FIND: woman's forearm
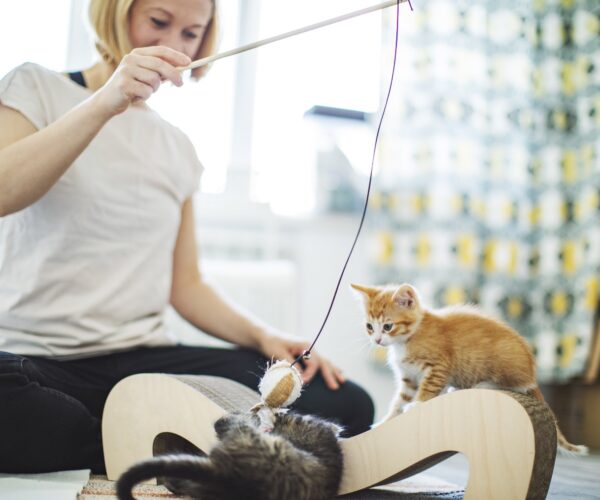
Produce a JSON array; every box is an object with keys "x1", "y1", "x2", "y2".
[
  {"x1": 170, "y1": 279, "x2": 268, "y2": 350},
  {"x1": 0, "y1": 95, "x2": 114, "y2": 216}
]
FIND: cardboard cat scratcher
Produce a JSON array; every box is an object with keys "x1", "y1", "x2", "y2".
[{"x1": 102, "y1": 373, "x2": 557, "y2": 499}]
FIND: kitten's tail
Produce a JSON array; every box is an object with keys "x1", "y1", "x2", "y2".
[
  {"x1": 527, "y1": 387, "x2": 589, "y2": 456},
  {"x1": 115, "y1": 454, "x2": 214, "y2": 500}
]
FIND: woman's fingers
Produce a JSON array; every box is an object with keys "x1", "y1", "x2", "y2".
[
  {"x1": 131, "y1": 46, "x2": 191, "y2": 68},
  {"x1": 318, "y1": 358, "x2": 340, "y2": 390},
  {"x1": 298, "y1": 351, "x2": 345, "y2": 390},
  {"x1": 258, "y1": 333, "x2": 346, "y2": 392},
  {"x1": 125, "y1": 66, "x2": 162, "y2": 93},
  {"x1": 125, "y1": 80, "x2": 155, "y2": 102},
  {"x1": 97, "y1": 46, "x2": 192, "y2": 116},
  {"x1": 333, "y1": 364, "x2": 346, "y2": 384},
  {"x1": 130, "y1": 54, "x2": 185, "y2": 87},
  {"x1": 301, "y1": 356, "x2": 319, "y2": 383}
]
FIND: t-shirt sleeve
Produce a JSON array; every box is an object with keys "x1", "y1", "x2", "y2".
[{"x1": 0, "y1": 63, "x2": 48, "y2": 130}]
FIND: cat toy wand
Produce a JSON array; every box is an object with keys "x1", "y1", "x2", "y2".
[
  {"x1": 180, "y1": 0, "x2": 411, "y2": 72},
  {"x1": 180, "y1": 0, "x2": 410, "y2": 423}
]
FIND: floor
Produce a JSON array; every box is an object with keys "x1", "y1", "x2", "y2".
[
  {"x1": 0, "y1": 452, "x2": 598, "y2": 499},
  {"x1": 424, "y1": 451, "x2": 600, "y2": 499}
]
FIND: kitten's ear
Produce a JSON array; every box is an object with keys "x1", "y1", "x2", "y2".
[
  {"x1": 392, "y1": 284, "x2": 418, "y2": 309},
  {"x1": 350, "y1": 283, "x2": 378, "y2": 299}
]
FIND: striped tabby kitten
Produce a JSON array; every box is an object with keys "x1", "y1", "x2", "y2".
[
  {"x1": 351, "y1": 282, "x2": 588, "y2": 455},
  {"x1": 116, "y1": 411, "x2": 344, "y2": 500}
]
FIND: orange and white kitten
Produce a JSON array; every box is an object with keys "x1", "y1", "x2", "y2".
[{"x1": 351, "y1": 282, "x2": 588, "y2": 455}]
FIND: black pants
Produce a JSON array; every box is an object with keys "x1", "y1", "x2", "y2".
[{"x1": 0, "y1": 345, "x2": 374, "y2": 473}]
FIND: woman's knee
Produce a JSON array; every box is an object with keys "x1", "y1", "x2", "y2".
[
  {"x1": 326, "y1": 380, "x2": 374, "y2": 436},
  {"x1": 339, "y1": 380, "x2": 375, "y2": 435}
]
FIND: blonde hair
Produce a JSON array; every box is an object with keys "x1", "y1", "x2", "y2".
[{"x1": 88, "y1": 0, "x2": 219, "y2": 79}]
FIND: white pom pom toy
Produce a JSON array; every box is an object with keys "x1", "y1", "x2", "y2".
[
  {"x1": 259, "y1": 360, "x2": 303, "y2": 407},
  {"x1": 251, "y1": 360, "x2": 304, "y2": 432}
]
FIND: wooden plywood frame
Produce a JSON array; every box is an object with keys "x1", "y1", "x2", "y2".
[{"x1": 103, "y1": 374, "x2": 557, "y2": 499}]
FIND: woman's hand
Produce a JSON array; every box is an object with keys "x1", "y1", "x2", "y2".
[
  {"x1": 256, "y1": 329, "x2": 346, "y2": 390},
  {"x1": 95, "y1": 46, "x2": 191, "y2": 117}
]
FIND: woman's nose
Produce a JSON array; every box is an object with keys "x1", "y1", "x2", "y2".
[{"x1": 156, "y1": 31, "x2": 184, "y2": 54}]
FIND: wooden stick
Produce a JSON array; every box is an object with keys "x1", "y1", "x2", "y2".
[{"x1": 181, "y1": 0, "x2": 407, "y2": 72}]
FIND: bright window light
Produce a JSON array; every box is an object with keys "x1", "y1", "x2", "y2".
[
  {"x1": 147, "y1": 2, "x2": 240, "y2": 195},
  {"x1": 251, "y1": 0, "x2": 382, "y2": 216},
  {"x1": 0, "y1": 1, "x2": 72, "y2": 78}
]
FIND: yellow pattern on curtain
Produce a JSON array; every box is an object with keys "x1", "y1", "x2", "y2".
[{"x1": 370, "y1": 0, "x2": 599, "y2": 381}]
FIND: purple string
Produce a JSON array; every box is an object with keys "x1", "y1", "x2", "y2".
[{"x1": 292, "y1": 0, "x2": 404, "y2": 367}]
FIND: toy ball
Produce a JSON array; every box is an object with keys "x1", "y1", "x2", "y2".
[{"x1": 258, "y1": 360, "x2": 303, "y2": 408}]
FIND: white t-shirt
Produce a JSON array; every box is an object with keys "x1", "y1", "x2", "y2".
[{"x1": 0, "y1": 63, "x2": 203, "y2": 358}]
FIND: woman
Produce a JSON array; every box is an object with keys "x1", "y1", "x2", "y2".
[{"x1": 0, "y1": 0, "x2": 374, "y2": 473}]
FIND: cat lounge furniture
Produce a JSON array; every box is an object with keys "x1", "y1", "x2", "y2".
[{"x1": 103, "y1": 374, "x2": 557, "y2": 499}]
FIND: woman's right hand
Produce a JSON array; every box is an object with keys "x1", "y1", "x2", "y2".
[{"x1": 94, "y1": 46, "x2": 192, "y2": 117}]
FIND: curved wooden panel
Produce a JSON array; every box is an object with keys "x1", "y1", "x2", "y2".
[
  {"x1": 102, "y1": 374, "x2": 260, "y2": 482},
  {"x1": 338, "y1": 389, "x2": 556, "y2": 499}
]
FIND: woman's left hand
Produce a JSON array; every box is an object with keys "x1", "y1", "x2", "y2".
[{"x1": 256, "y1": 330, "x2": 346, "y2": 390}]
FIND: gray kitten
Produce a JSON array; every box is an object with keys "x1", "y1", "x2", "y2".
[{"x1": 116, "y1": 410, "x2": 344, "y2": 500}]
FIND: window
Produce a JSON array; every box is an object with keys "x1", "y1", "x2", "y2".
[
  {"x1": 0, "y1": 1, "x2": 72, "y2": 78},
  {"x1": 148, "y1": 2, "x2": 240, "y2": 194},
  {"x1": 250, "y1": 0, "x2": 382, "y2": 215},
  {"x1": 154, "y1": 0, "x2": 383, "y2": 213}
]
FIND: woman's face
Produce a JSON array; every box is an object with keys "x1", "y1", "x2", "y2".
[{"x1": 128, "y1": 0, "x2": 213, "y2": 59}]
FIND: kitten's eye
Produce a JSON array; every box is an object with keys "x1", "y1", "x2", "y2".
[
  {"x1": 366, "y1": 323, "x2": 373, "y2": 332},
  {"x1": 383, "y1": 323, "x2": 394, "y2": 332}
]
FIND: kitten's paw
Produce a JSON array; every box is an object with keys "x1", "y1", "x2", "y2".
[
  {"x1": 213, "y1": 415, "x2": 232, "y2": 435},
  {"x1": 214, "y1": 412, "x2": 251, "y2": 436},
  {"x1": 402, "y1": 401, "x2": 421, "y2": 412}
]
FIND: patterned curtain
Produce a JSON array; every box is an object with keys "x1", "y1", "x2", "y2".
[{"x1": 371, "y1": 0, "x2": 599, "y2": 381}]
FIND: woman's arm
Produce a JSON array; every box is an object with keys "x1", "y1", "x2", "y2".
[
  {"x1": 170, "y1": 199, "x2": 345, "y2": 389},
  {"x1": 0, "y1": 99, "x2": 113, "y2": 216},
  {"x1": 0, "y1": 47, "x2": 190, "y2": 217},
  {"x1": 169, "y1": 198, "x2": 269, "y2": 350}
]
